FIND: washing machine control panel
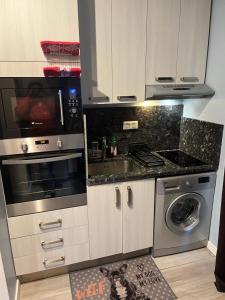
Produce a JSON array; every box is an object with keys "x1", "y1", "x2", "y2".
[{"x1": 198, "y1": 176, "x2": 210, "y2": 183}]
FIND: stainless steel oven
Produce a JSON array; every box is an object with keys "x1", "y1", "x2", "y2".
[
  {"x1": 0, "y1": 77, "x2": 87, "y2": 217},
  {"x1": 1, "y1": 148, "x2": 86, "y2": 217}
]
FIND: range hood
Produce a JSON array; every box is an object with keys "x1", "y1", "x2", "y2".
[{"x1": 145, "y1": 84, "x2": 215, "y2": 100}]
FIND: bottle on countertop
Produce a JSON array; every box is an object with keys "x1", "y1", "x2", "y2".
[{"x1": 110, "y1": 135, "x2": 117, "y2": 157}]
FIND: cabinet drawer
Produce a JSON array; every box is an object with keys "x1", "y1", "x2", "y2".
[
  {"x1": 11, "y1": 226, "x2": 89, "y2": 258},
  {"x1": 14, "y1": 243, "x2": 90, "y2": 276},
  {"x1": 8, "y1": 206, "x2": 88, "y2": 238}
]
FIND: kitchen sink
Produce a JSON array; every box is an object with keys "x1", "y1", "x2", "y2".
[{"x1": 88, "y1": 159, "x2": 141, "y2": 176}]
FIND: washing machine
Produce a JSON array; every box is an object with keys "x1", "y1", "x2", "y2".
[{"x1": 153, "y1": 172, "x2": 216, "y2": 257}]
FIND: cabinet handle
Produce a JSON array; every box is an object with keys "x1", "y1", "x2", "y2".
[
  {"x1": 180, "y1": 77, "x2": 199, "y2": 83},
  {"x1": 127, "y1": 186, "x2": 133, "y2": 207},
  {"x1": 39, "y1": 218, "x2": 62, "y2": 230},
  {"x1": 58, "y1": 90, "x2": 64, "y2": 125},
  {"x1": 43, "y1": 256, "x2": 65, "y2": 268},
  {"x1": 155, "y1": 77, "x2": 174, "y2": 83},
  {"x1": 88, "y1": 96, "x2": 109, "y2": 102},
  {"x1": 117, "y1": 96, "x2": 137, "y2": 101},
  {"x1": 41, "y1": 238, "x2": 64, "y2": 249},
  {"x1": 115, "y1": 187, "x2": 121, "y2": 209}
]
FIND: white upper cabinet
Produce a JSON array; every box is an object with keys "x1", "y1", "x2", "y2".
[
  {"x1": 80, "y1": 0, "x2": 147, "y2": 104},
  {"x1": 0, "y1": 0, "x2": 79, "y2": 62},
  {"x1": 112, "y1": 0, "x2": 147, "y2": 103},
  {"x1": 146, "y1": 0, "x2": 180, "y2": 85},
  {"x1": 79, "y1": 0, "x2": 113, "y2": 104},
  {"x1": 146, "y1": 0, "x2": 211, "y2": 85},
  {"x1": 176, "y1": 0, "x2": 211, "y2": 84}
]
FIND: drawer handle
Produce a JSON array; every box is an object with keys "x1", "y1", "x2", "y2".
[
  {"x1": 115, "y1": 187, "x2": 121, "y2": 209},
  {"x1": 88, "y1": 96, "x2": 109, "y2": 101},
  {"x1": 127, "y1": 186, "x2": 133, "y2": 207},
  {"x1": 43, "y1": 256, "x2": 65, "y2": 268},
  {"x1": 41, "y1": 238, "x2": 64, "y2": 249},
  {"x1": 39, "y1": 218, "x2": 62, "y2": 230},
  {"x1": 117, "y1": 96, "x2": 137, "y2": 101},
  {"x1": 155, "y1": 77, "x2": 174, "y2": 83},
  {"x1": 180, "y1": 77, "x2": 199, "y2": 83}
]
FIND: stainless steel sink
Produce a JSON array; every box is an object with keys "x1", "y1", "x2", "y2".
[{"x1": 88, "y1": 159, "x2": 141, "y2": 176}]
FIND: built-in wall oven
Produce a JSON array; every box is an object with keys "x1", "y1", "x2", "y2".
[{"x1": 0, "y1": 78, "x2": 86, "y2": 217}]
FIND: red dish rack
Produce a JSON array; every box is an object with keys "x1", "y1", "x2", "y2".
[
  {"x1": 43, "y1": 67, "x2": 81, "y2": 77},
  {"x1": 40, "y1": 41, "x2": 80, "y2": 56}
]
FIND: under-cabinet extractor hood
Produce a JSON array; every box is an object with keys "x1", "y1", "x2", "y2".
[{"x1": 145, "y1": 84, "x2": 215, "y2": 100}]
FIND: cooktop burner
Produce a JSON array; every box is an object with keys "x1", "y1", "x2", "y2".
[
  {"x1": 129, "y1": 144, "x2": 164, "y2": 167},
  {"x1": 156, "y1": 150, "x2": 206, "y2": 167}
]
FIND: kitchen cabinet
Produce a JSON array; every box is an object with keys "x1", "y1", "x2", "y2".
[
  {"x1": 87, "y1": 179, "x2": 155, "y2": 259},
  {"x1": 146, "y1": 0, "x2": 211, "y2": 85},
  {"x1": 87, "y1": 183, "x2": 123, "y2": 259},
  {"x1": 0, "y1": 0, "x2": 79, "y2": 77},
  {"x1": 80, "y1": 0, "x2": 147, "y2": 104},
  {"x1": 0, "y1": 0, "x2": 79, "y2": 62},
  {"x1": 146, "y1": 0, "x2": 180, "y2": 85},
  {"x1": 112, "y1": 0, "x2": 147, "y2": 103},
  {"x1": 176, "y1": 0, "x2": 211, "y2": 84},
  {"x1": 79, "y1": 0, "x2": 113, "y2": 104},
  {"x1": 8, "y1": 206, "x2": 90, "y2": 275}
]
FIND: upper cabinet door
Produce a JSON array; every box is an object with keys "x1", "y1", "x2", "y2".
[
  {"x1": 176, "y1": 0, "x2": 211, "y2": 84},
  {"x1": 146, "y1": 0, "x2": 180, "y2": 85},
  {"x1": 79, "y1": 0, "x2": 113, "y2": 105},
  {"x1": 0, "y1": 0, "x2": 79, "y2": 62},
  {"x1": 112, "y1": 0, "x2": 147, "y2": 103},
  {"x1": 122, "y1": 179, "x2": 155, "y2": 253}
]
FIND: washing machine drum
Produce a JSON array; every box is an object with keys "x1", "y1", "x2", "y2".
[{"x1": 166, "y1": 192, "x2": 203, "y2": 233}]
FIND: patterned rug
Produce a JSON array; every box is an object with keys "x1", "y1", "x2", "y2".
[{"x1": 69, "y1": 255, "x2": 176, "y2": 300}]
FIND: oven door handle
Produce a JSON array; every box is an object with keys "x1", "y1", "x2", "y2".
[
  {"x1": 2, "y1": 153, "x2": 82, "y2": 165},
  {"x1": 58, "y1": 89, "x2": 64, "y2": 126}
]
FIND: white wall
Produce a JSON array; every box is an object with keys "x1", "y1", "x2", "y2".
[{"x1": 183, "y1": 0, "x2": 225, "y2": 247}]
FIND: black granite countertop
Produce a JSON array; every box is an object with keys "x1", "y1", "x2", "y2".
[{"x1": 87, "y1": 153, "x2": 217, "y2": 186}]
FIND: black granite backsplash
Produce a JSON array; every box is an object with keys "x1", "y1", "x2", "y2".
[
  {"x1": 84, "y1": 105, "x2": 183, "y2": 154},
  {"x1": 179, "y1": 117, "x2": 224, "y2": 167}
]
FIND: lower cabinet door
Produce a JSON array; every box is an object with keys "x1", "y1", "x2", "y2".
[
  {"x1": 122, "y1": 179, "x2": 155, "y2": 253},
  {"x1": 87, "y1": 184, "x2": 123, "y2": 259}
]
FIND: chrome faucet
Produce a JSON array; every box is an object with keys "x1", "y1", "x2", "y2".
[{"x1": 102, "y1": 136, "x2": 107, "y2": 159}]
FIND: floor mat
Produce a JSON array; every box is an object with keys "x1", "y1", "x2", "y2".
[{"x1": 69, "y1": 255, "x2": 177, "y2": 300}]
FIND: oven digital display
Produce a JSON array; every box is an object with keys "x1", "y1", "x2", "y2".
[{"x1": 35, "y1": 140, "x2": 49, "y2": 145}]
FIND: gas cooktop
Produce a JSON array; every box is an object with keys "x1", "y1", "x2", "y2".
[{"x1": 156, "y1": 150, "x2": 206, "y2": 168}]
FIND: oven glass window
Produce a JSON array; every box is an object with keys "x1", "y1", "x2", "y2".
[
  {"x1": 1, "y1": 87, "x2": 62, "y2": 135},
  {"x1": 1, "y1": 153, "x2": 86, "y2": 204}
]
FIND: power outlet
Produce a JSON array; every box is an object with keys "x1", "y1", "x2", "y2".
[{"x1": 123, "y1": 121, "x2": 139, "y2": 130}]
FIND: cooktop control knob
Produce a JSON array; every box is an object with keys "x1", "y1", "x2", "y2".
[
  {"x1": 57, "y1": 139, "x2": 63, "y2": 149},
  {"x1": 21, "y1": 143, "x2": 28, "y2": 153}
]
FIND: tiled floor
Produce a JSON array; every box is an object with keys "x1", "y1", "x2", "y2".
[{"x1": 19, "y1": 248, "x2": 224, "y2": 300}]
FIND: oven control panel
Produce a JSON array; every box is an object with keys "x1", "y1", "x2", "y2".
[
  {"x1": 63, "y1": 88, "x2": 82, "y2": 132},
  {"x1": 17, "y1": 135, "x2": 84, "y2": 155}
]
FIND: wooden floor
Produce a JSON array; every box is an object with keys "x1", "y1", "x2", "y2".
[{"x1": 19, "y1": 248, "x2": 225, "y2": 300}]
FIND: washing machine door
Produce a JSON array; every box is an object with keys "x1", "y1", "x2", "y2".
[{"x1": 166, "y1": 192, "x2": 203, "y2": 233}]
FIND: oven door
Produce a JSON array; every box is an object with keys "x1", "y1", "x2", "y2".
[{"x1": 1, "y1": 151, "x2": 86, "y2": 217}]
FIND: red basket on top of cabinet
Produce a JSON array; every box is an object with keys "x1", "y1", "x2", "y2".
[
  {"x1": 40, "y1": 41, "x2": 80, "y2": 56},
  {"x1": 43, "y1": 67, "x2": 81, "y2": 77}
]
